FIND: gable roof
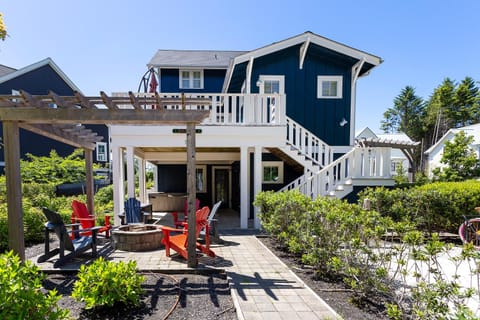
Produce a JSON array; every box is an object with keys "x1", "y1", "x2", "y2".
[
  {"x1": 0, "y1": 58, "x2": 82, "y2": 93},
  {"x1": 425, "y1": 123, "x2": 480, "y2": 155},
  {"x1": 0, "y1": 64, "x2": 16, "y2": 77},
  {"x1": 148, "y1": 50, "x2": 246, "y2": 69},
  {"x1": 232, "y1": 31, "x2": 382, "y2": 71}
]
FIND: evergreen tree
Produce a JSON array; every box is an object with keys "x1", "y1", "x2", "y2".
[
  {"x1": 381, "y1": 86, "x2": 425, "y2": 141},
  {"x1": 424, "y1": 78, "x2": 456, "y2": 146},
  {"x1": 452, "y1": 77, "x2": 479, "y2": 127}
]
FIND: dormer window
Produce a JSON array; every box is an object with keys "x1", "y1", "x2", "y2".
[
  {"x1": 179, "y1": 70, "x2": 203, "y2": 89},
  {"x1": 317, "y1": 76, "x2": 343, "y2": 99}
]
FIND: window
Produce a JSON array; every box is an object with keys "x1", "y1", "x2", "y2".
[
  {"x1": 317, "y1": 76, "x2": 343, "y2": 99},
  {"x1": 258, "y1": 75, "x2": 285, "y2": 94},
  {"x1": 196, "y1": 165, "x2": 207, "y2": 193},
  {"x1": 262, "y1": 161, "x2": 284, "y2": 184},
  {"x1": 96, "y1": 142, "x2": 107, "y2": 162},
  {"x1": 179, "y1": 70, "x2": 203, "y2": 89}
]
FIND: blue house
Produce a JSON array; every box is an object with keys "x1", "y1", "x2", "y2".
[
  {"x1": 110, "y1": 31, "x2": 393, "y2": 228},
  {"x1": 0, "y1": 58, "x2": 110, "y2": 174}
]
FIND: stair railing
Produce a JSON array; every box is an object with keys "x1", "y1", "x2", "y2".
[{"x1": 285, "y1": 117, "x2": 333, "y2": 168}]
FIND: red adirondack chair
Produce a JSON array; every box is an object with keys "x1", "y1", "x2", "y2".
[
  {"x1": 172, "y1": 198, "x2": 200, "y2": 228},
  {"x1": 161, "y1": 206, "x2": 215, "y2": 259},
  {"x1": 71, "y1": 200, "x2": 112, "y2": 238}
]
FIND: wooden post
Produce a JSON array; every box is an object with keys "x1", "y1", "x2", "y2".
[
  {"x1": 3, "y1": 121, "x2": 25, "y2": 260},
  {"x1": 85, "y1": 149, "x2": 95, "y2": 215},
  {"x1": 186, "y1": 122, "x2": 197, "y2": 267}
]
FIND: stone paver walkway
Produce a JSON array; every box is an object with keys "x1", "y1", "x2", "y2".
[{"x1": 32, "y1": 230, "x2": 339, "y2": 320}]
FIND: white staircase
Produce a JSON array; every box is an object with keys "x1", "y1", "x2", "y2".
[{"x1": 279, "y1": 118, "x2": 394, "y2": 199}]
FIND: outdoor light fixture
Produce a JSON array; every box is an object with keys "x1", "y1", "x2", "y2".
[{"x1": 339, "y1": 118, "x2": 348, "y2": 127}]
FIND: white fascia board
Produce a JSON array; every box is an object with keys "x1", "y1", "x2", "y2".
[
  {"x1": 0, "y1": 58, "x2": 83, "y2": 94},
  {"x1": 232, "y1": 32, "x2": 382, "y2": 67},
  {"x1": 221, "y1": 58, "x2": 236, "y2": 93}
]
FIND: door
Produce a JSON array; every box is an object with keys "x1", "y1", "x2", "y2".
[
  {"x1": 212, "y1": 167, "x2": 231, "y2": 208},
  {"x1": 258, "y1": 75, "x2": 284, "y2": 123}
]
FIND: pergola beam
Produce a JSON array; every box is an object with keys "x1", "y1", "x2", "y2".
[
  {"x1": 0, "y1": 91, "x2": 210, "y2": 262},
  {"x1": 0, "y1": 108, "x2": 209, "y2": 124}
]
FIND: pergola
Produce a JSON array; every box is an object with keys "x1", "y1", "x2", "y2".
[
  {"x1": 356, "y1": 137, "x2": 420, "y2": 181},
  {"x1": 0, "y1": 90, "x2": 209, "y2": 267}
]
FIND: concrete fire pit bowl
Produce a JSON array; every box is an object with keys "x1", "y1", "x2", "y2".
[{"x1": 112, "y1": 224, "x2": 164, "y2": 251}]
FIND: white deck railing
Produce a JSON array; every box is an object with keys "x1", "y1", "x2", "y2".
[
  {"x1": 126, "y1": 93, "x2": 286, "y2": 126},
  {"x1": 281, "y1": 146, "x2": 392, "y2": 198}
]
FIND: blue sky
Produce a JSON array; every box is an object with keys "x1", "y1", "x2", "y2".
[{"x1": 1, "y1": 0, "x2": 479, "y2": 133}]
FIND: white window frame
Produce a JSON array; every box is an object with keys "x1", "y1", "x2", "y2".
[
  {"x1": 96, "y1": 142, "x2": 107, "y2": 162},
  {"x1": 262, "y1": 161, "x2": 284, "y2": 184},
  {"x1": 317, "y1": 75, "x2": 343, "y2": 99},
  {"x1": 179, "y1": 69, "x2": 204, "y2": 89},
  {"x1": 196, "y1": 165, "x2": 207, "y2": 193},
  {"x1": 258, "y1": 75, "x2": 285, "y2": 94}
]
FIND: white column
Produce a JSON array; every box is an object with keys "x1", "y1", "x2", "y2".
[
  {"x1": 153, "y1": 162, "x2": 158, "y2": 191},
  {"x1": 138, "y1": 158, "x2": 146, "y2": 203},
  {"x1": 253, "y1": 146, "x2": 262, "y2": 229},
  {"x1": 112, "y1": 146, "x2": 124, "y2": 225},
  {"x1": 382, "y1": 148, "x2": 392, "y2": 178},
  {"x1": 240, "y1": 146, "x2": 249, "y2": 229},
  {"x1": 126, "y1": 146, "x2": 135, "y2": 199}
]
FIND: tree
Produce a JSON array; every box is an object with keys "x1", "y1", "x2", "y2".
[
  {"x1": 424, "y1": 78, "x2": 456, "y2": 146},
  {"x1": 381, "y1": 86, "x2": 425, "y2": 142},
  {"x1": 0, "y1": 13, "x2": 7, "y2": 41},
  {"x1": 452, "y1": 77, "x2": 479, "y2": 127},
  {"x1": 434, "y1": 131, "x2": 480, "y2": 181}
]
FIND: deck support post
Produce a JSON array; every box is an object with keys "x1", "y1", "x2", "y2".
[
  {"x1": 126, "y1": 146, "x2": 135, "y2": 199},
  {"x1": 3, "y1": 121, "x2": 25, "y2": 260},
  {"x1": 186, "y1": 122, "x2": 197, "y2": 268},
  {"x1": 112, "y1": 146, "x2": 125, "y2": 225},
  {"x1": 240, "y1": 146, "x2": 249, "y2": 229},
  {"x1": 253, "y1": 146, "x2": 262, "y2": 229}
]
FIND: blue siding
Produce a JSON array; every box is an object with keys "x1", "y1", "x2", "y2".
[
  {"x1": 0, "y1": 65, "x2": 74, "y2": 95},
  {"x1": 160, "y1": 68, "x2": 226, "y2": 93},
  {"x1": 0, "y1": 64, "x2": 109, "y2": 170},
  {"x1": 228, "y1": 44, "x2": 361, "y2": 146}
]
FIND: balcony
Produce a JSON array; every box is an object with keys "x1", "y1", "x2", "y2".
[{"x1": 115, "y1": 92, "x2": 286, "y2": 126}]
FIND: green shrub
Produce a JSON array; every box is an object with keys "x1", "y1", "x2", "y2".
[
  {"x1": 359, "y1": 181, "x2": 480, "y2": 233},
  {"x1": 0, "y1": 251, "x2": 69, "y2": 320},
  {"x1": 72, "y1": 257, "x2": 144, "y2": 309}
]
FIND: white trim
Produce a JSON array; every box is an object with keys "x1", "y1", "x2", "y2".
[
  {"x1": 245, "y1": 56, "x2": 254, "y2": 93},
  {"x1": 262, "y1": 161, "x2": 284, "y2": 184},
  {"x1": 222, "y1": 31, "x2": 381, "y2": 95},
  {"x1": 350, "y1": 58, "x2": 366, "y2": 145},
  {"x1": 232, "y1": 32, "x2": 382, "y2": 68},
  {"x1": 179, "y1": 69, "x2": 204, "y2": 89},
  {"x1": 258, "y1": 75, "x2": 285, "y2": 94},
  {"x1": 299, "y1": 37, "x2": 310, "y2": 70},
  {"x1": 96, "y1": 142, "x2": 108, "y2": 162},
  {"x1": 317, "y1": 75, "x2": 343, "y2": 99},
  {"x1": 0, "y1": 57, "x2": 82, "y2": 93}
]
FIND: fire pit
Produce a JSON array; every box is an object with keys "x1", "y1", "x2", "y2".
[{"x1": 112, "y1": 224, "x2": 164, "y2": 251}]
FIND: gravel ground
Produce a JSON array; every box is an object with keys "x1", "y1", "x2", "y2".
[{"x1": 27, "y1": 242, "x2": 236, "y2": 320}]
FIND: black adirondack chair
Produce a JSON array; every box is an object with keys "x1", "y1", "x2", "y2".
[{"x1": 37, "y1": 208, "x2": 100, "y2": 268}]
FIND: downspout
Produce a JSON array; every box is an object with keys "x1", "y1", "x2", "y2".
[{"x1": 350, "y1": 58, "x2": 366, "y2": 145}]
